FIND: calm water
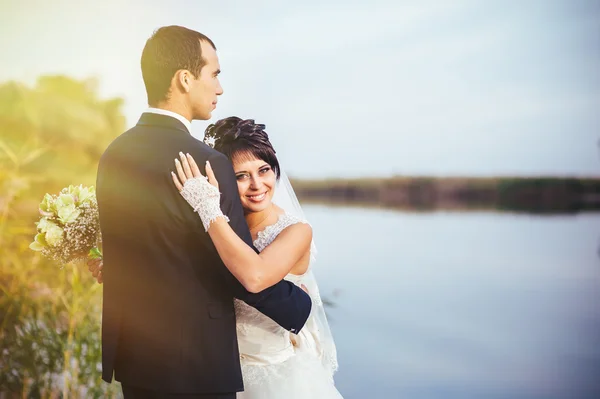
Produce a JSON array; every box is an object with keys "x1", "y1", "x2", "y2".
[{"x1": 303, "y1": 205, "x2": 600, "y2": 399}]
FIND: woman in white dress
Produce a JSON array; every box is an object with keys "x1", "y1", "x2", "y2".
[{"x1": 171, "y1": 117, "x2": 342, "y2": 399}]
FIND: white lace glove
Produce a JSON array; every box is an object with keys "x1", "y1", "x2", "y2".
[{"x1": 180, "y1": 175, "x2": 230, "y2": 232}]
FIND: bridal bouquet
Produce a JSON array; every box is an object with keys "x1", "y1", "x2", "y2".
[{"x1": 29, "y1": 184, "x2": 102, "y2": 265}]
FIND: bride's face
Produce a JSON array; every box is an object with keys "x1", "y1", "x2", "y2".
[{"x1": 232, "y1": 154, "x2": 277, "y2": 213}]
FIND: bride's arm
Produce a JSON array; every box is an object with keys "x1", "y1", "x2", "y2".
[
  {"x1": 207, "y1": 217, "x2": 311, "y2": 293},
  {"x1": 173, "y1": 153, "x2": 312, "y2": 293}
]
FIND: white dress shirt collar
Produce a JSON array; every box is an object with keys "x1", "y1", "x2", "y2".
[{"x1": 145, "y1": 107, "x2": 192, "y2": 132}]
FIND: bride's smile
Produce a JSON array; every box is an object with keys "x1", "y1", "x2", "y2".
[
  {"x1": 246, "y1": 191, "x2": 268, "y2": 203},
  {"x1": 234, "y1": 156, "x2": 277, "y2": 213}
]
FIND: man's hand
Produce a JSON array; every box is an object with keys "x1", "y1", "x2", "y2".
[{"x1": 87, "y1": 258, "x2": 103, "y2": 284}]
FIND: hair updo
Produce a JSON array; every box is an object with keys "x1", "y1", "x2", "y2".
[{"x1": 204, "y1": 116, "x2": 281, "y2": 179}]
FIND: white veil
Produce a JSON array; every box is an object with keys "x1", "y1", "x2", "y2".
[{"x1": 271, "y1": 167, "x2": 339, "y2": 380}]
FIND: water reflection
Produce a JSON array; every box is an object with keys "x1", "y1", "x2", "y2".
[{"x1": 304, "y1": 205, "x2": 600, "y2": 399}]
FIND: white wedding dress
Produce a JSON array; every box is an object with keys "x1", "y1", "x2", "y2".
[{"x1": 235, "y1": 213, "x2": 343, "y2": 399}]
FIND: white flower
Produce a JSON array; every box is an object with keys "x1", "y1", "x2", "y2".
[
  {"x1": 31, "y1": 184, "x2": 101, "y2": 264},
  {"x1": 36, "y1": 217, "x2": 51, "y2": 233},
  {"x1": 77, "y1": 186, "x2": 94, "y2": 204},
  {"x1": 57, "y1": 204, "x2": 81, "y2": 224},
  {"x1": 39, "y1": 193, "x2": 55, "y2": 214},
  {"x1": 55, "y1": 193, "x2": 75, "y2": 209},
  {"x1": 44, "y1": 223, "x2": 64, "y2": 247}
]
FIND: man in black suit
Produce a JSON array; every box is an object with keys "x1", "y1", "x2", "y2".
[{"x1": 95, "y1": 25, "x2": 312, "y2": 399}]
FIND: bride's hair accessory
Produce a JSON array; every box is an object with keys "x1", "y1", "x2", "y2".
[{"x1": 204, "y1": 117, "x2": 281, "y2": 180}]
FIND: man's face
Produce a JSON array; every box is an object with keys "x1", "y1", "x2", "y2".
[{"x1": 189, "y1": 40, "x2": 223, "y2": 120}]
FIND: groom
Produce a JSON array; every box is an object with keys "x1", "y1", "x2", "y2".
[{"x1": 95, "y1": 26, "x2": 312, "y2": 398}]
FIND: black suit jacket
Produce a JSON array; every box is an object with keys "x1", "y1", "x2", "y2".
[{"x1": 97, "y1": 113, "x2": 312, "y2": 393}]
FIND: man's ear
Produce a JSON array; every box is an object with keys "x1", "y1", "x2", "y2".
[{"x1": 175, "y1": 70, "x2": 192, "y2": 93}]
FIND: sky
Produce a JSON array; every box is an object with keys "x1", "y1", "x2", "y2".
[{"x1": 1, "y1": 0, "x2": 599, "y2": 178}]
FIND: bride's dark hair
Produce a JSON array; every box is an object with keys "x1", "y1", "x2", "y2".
[{"x1": 204, "y1": 116, "x2": 281, "y2": 180}]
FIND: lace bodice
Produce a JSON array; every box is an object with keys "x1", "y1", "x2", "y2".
[
  {"x1": 234, "y1": 213, "x2": 309, "y2": 373},
  {"x1": 252, "y1": 213, "x2": 306, "y2": 252}
]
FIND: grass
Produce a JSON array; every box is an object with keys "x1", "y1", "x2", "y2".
[{"x1": 0, "y1": 76, "x2": 124, "y2": 397}]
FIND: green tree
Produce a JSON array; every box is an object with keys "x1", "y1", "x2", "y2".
[{"x1": 0, "y1": 75, "x2": 125, "y2": 397}]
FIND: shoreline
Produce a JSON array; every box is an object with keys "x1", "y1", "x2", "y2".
[{"x1": 289, "y1": 176, "x2": 600, "y2": 214}]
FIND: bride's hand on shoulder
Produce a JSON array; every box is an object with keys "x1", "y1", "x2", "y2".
[
  {"x1": 170, "y1": 152, "x2": 230, "y2": 231},
  {"x1": 171, "y1": 152, "x2": 219, "y2": 193}
]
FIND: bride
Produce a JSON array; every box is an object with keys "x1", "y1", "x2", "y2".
[{"x1": 171, "y1": 117, "x2": 342, "y2": 399}]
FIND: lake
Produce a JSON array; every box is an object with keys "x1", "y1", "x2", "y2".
[{"x1": 303, "y1": 205, "x2": 600, "y2": 399}]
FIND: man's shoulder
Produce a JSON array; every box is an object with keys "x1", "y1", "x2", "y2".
[
  {"x1": 180, "y1": 136, "x2": 228, "y2": 162},
  {"x1": 99, "y1": 125, "x2": 139, "y2": 160},
  {"x1": 101, "y1": 124, "x2": 220, "y2": 155},
  {"x1": 182, "y1": 135, "x2": 220, "y2": 154}
]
